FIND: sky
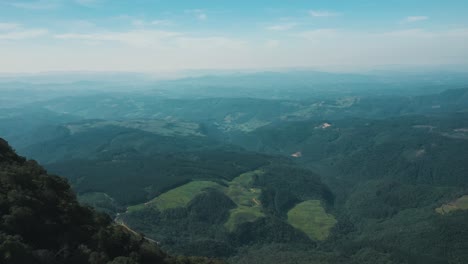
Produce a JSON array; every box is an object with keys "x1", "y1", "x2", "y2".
[{"x1": 1, "y1": 0, "x2": 468, "y2": 73}]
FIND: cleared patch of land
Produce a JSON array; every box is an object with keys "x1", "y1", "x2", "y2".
[
  {"x1": 224, "y1": 206, "x2": 265, "y2": 231},
  {"x1": 127, "y1": 181, "x2": 222, "y2": 212},
  {"x1": 126, "y1": 169, "x2": 265, "y2": 231},
  {"x1": 436, "y1": 195, "x2": 468, "y2": 214},
  {"x1": 124, "y1": 171, "x2": 339, "y2": 237},
  {"x1": 287, "y1": 200, "x2": 337, "y2": 241},
  {"x1": 226, "y1": 170, "x2": 262, "y2": 206},
  {"x1": 224, "y1": 170, "x2": 265, "y2": 231}
]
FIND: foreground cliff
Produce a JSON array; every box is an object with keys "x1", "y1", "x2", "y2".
[{"x1": 0, "y1": 138, "x2": 220, "y2": 264}]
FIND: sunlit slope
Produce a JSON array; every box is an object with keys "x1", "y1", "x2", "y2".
[
  {"x1": 46, "y1": 147, "x2": 272, "y2": 205},
  {"x1": 127, "y1": 170, "x2": 267, "y2": 230},
  {"x1": 223, "y1": 170, "x2": 265, "y2": 231},
  {"x1": 436, "y1": 195, "x2": 468, "y2": 214},
  {"x1": 287, "y1": 200, "x2": 337, "y2": 241},
  {"x1": 128, "y1": 181, "x2": 222, "y2": 212},
  {"x1": 121, "y1": 164, "x2": 337, "y2": 251}
]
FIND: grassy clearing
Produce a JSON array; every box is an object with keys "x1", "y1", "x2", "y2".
[
  {"x1": 224, "y1": 170, "x2": 265, "y2": 231},
  {"x1": 128, "y1": 181, "x2": 221, "y2": 211},
  {"x1": 224, "y1": 206, "x2": 265, "y2": 231},
  {"x1": 436, "y1": 195, "x2": 468, "y2": 214},
  {"x1": 226, "y1": 170, "x2": 262, "y2": 206},
  {"x1": 126, "y1": 169, "x2": 266, "y2": 231},
  {"x1": 287, "y1": 200, "x2": 337, "y2": 241}
]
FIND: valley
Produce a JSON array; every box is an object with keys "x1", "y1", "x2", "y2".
[
  {"x1": 2, "y1": 0, "x2": 468, "y2": 262},
  {"x1": 1, "y1": 71, "x2": 468, "y2": 263}
]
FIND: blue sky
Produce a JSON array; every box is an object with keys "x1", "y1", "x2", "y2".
[{"x1": 1, "y1": 0, "x2": 468, "y2": 72}]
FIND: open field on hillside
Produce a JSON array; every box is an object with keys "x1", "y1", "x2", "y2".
[
  {"x1": 436, "y1": 195, "x2": 468, "y2": 214},
  {"x1": 287, "y1": 200, "x2": 337, "y2": 241},
  {"x1": 128, "y1": 181, "x2": 222, "y2": 212},
  {"x1": 126, "y1": 170, "x2": 266, "y2": 230},
  {"x1": 224, "y1": 170, "x2": 265, "y2": 231}
]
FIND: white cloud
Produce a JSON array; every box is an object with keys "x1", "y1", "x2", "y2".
[
  {"x1": 132, "y1": 20, "x2": 145, "y2": 27},
  {"x1": 132, "y1": 19, "x2": 172, "y2": 27},
  {"x1": 0, "y1": 22, "x2": 48, "y2": 40},
  {"x1": 267, "y1": 23, "x2": 297, "y2": 31},
  {"x1": 265, "y1": 39, "x2": 280, "y2": 48},
  {"x1": 445, "y1": 28, "x2": 468, "y2": 37},
  {"x1": 0, "y1": 29, "x2": 48, "y2": 40},
  {"x1": 298, "y1": 29, "x2": 338, "y2": 40},
  {"x1": 197, "y1": 13, "x2": 207, "y2": 21},
  {"x1": 0, "y1": 23, "x2": 20, "y2": 31},
  {"x1": 174, "y1": 36, "x2": 246, "y2": 50},
  {"x1": 377, "y1": 29, "x2": 434, "y2": 38},
  {"x1": 55, "y1": 30, "x2": 182, "y2": 47},
  {"x1": 71, "y1": 20, "x2": 96, "y2": 28},
  {"x1": 2, "y1": 27, "x2": 468, "y2": 72},
  {"x1": 151, "y1": 20, "x2": 172, "y2": 26},
  {"x1": 186, "y1": 9, "x2": 208, "y2": 21},
  {"x1": 9, "y1": 0, "x2": 59, "y2": 10},
  {"x1": 309, "y1": 10, "x2": 340, "y2": 17},
  {"x1": 53, "y1": 30, "x2": 248, "y2": 54},
  {"x1": 403, "y1": 16, "x2": 429, "y2": 23},
  {"x1": 291, "y1": 28, "x2": 468, "y2": 68}
]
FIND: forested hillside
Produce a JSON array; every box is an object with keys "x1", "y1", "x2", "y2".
[
  {"x1": 1, "y1": 72, "x2": 468, "y2": 263},
  {"x1": 0, "y1": 138, "x2": 221, "y2": 264}
]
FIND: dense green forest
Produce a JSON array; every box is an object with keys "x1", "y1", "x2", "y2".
[
  {"x1": 0, "y1": 138, "x2": 221, "y2": 264},
  {"x1": 1, "y1": 72, "x2": 468, "y2": 263}
]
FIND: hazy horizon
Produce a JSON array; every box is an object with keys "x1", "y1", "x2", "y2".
[{"x1": 2, "y1": 3, "x2": 468, "y2": 262}]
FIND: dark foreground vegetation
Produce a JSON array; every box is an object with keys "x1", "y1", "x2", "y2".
[{"x1": 0, "y1": 138, "x2": 221, "y2": 264}]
